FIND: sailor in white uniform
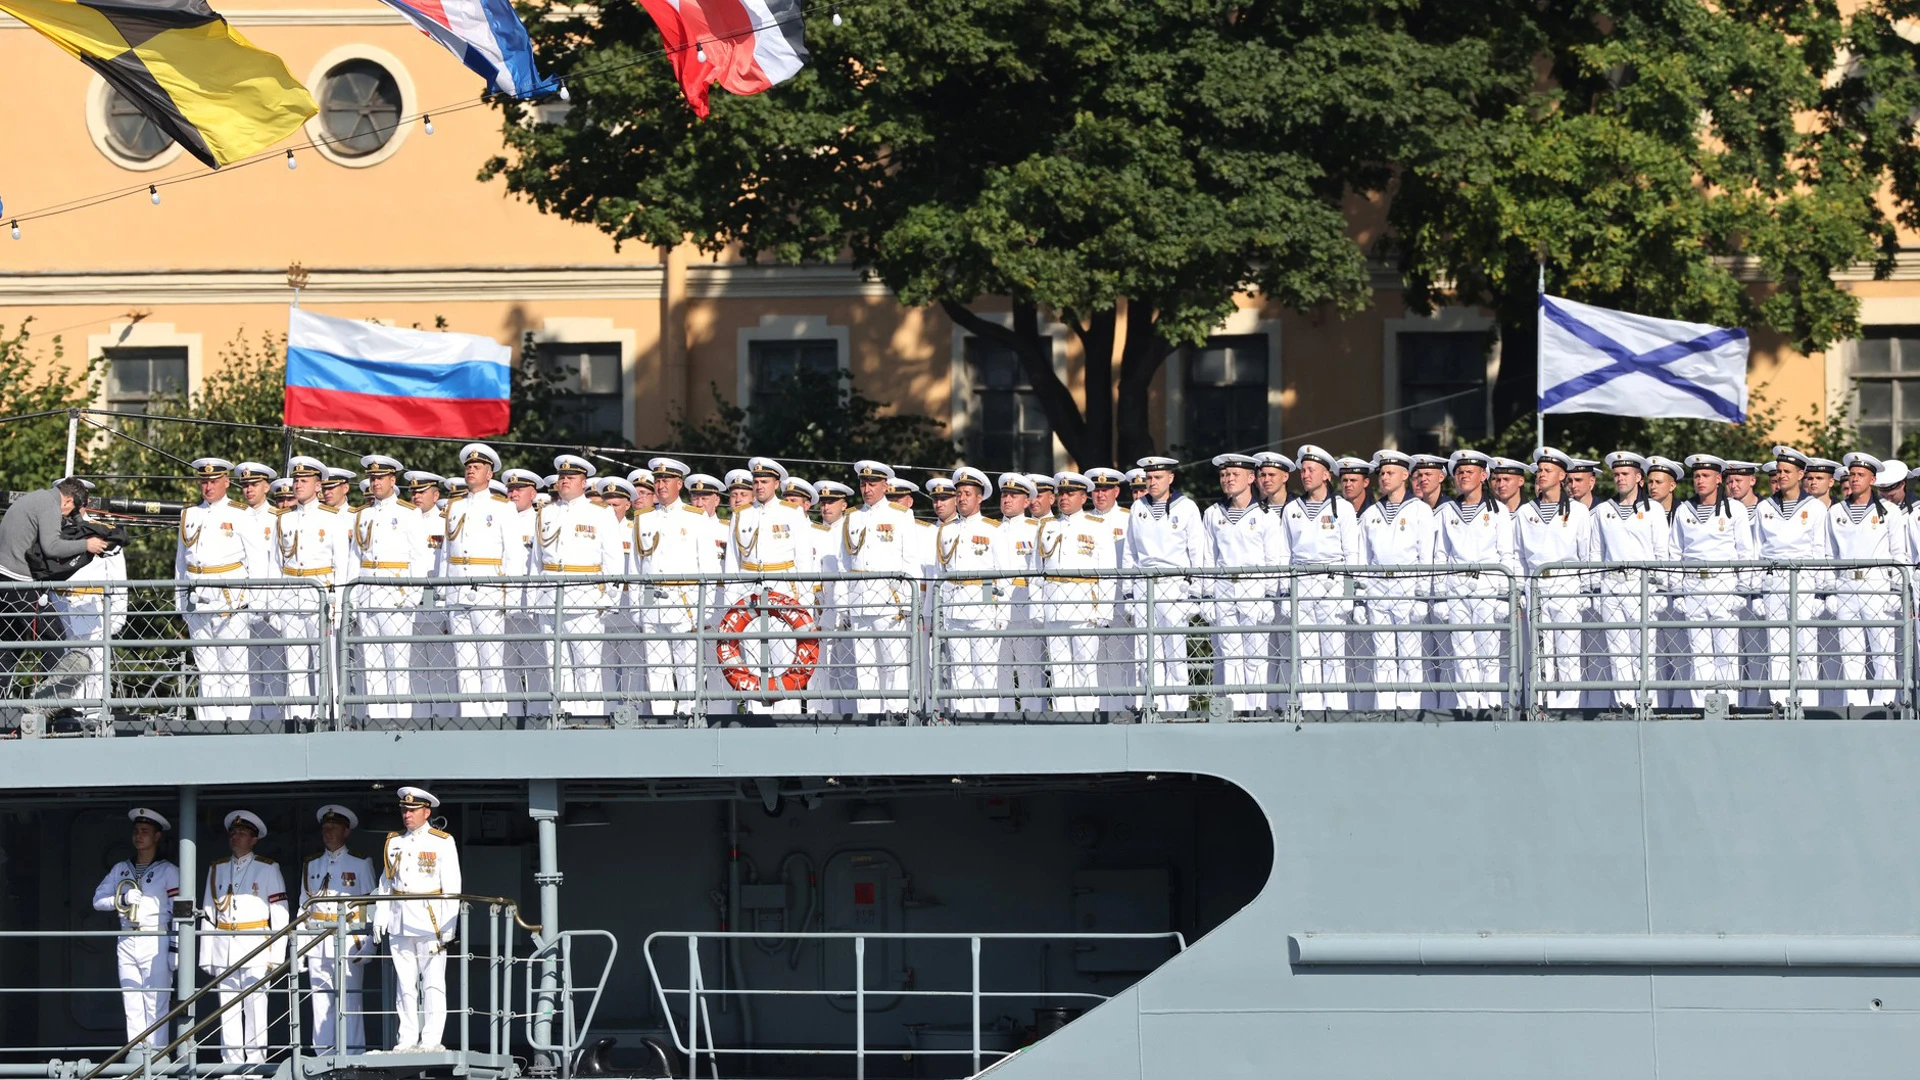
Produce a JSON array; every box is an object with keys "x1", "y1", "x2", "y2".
[
  {"x1": 1669, "y1": 455, "x2": 1754, "y2": 708},
  {"x1": 935, "y1": 468, "x2": 1018, "y2": 714},
  {"x1": 299, "y1": 805, "x2": 376, "y2": 1053},
  {"x1": 723, "y1": 458, "x2": 817, "y2": 714},
  {"x1": 175, "y1": 459, "x2": 253, "y2": 724},
  {"x1": 1432, "y1": 450, "x2": 1516, "y2": 710},
  {"x1": 533, "y1": 456, "x2": 625, "y2": 718},
  {"x1": 1750, "y1": 446, "x2": 1833, "y2": 706},
  {"x1": 1587, "y1": 452, "x2": 1671, "y2": 707},
  {"x1": 1203, "y1": 454, "x2": 1286, "y2": 712},
  {"x1": 1039, "y1": 472, "x2": 1118, "y2": 712},
  {"x1": 440, "y1": 445, "x2": 525, "y2": 718},
  {"x1": 92, "y1": 808, "x2": 180, "y2": 1049},
  {"x1": 230, "y1": 462, "x2": 285, "y2": 721},
  {"x1": 379, "y1": 787, "x2": 462, "y2": 1052},
  {"x1": 994, "y1": 473, "x2": 1046, "y2": 712},
  {"x1": 200, "y1": 810, "x2": 288, "y2": 1063},
  {"x1": 501, "y1": 471, "x2": 548, "y2": 718},
  {"x1": 1276, "y1": 446, "x2": 1360, "y2": 711},
  {"x1": 836, "y1": 462, "x2": 920, "y2": 715},
  {"x1": 1084, "y1": 469, "x2": 1138, "y2": 711},
  {"x1": 1126, "y1": 456, "x2": 1211, "y2": 714},
  {"x1": 1357, "y1": 450, "x2": 1434, "y2": 710},
  {"x1": 349, "y1": 456, "x2": 431, "y2": 721},
  {"x1": 634, "y1": 459, "x2": 716, "y2": 718},
  {"x1": 274, "y1": 458, "x2": 356, "y2": 722},
  {"x1": 1511, "y1": 448, "x2": 1593, "y2": 709},
  {"x1": 1832, "y1": 454, "x2": 1906, "y2": 706}
]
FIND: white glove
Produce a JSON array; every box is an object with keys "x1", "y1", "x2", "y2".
[{"x1": 124, "y1": 886, "x2": 145, "y2": 905}]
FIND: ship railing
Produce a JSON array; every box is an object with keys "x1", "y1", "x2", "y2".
[
  {"x1": 642, "y1": 930, "x2": 1188, "y2": 1080},
  {"x1": 1523, "y1": 559, "x2": 1916, "y2": 720}
]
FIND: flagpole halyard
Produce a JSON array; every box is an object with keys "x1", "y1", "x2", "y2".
[{"x1": 1535, "y1": 257, "x2": 1546, "y2": 455}]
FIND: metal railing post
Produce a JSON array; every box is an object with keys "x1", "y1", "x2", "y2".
[
  {"x1": 928, "y1": 583, "x2": 944, "y2": 720},
  {"x1": 971, "y1": 935, "x2": 982, "y2": 1076},
  {"x1": 686, "y1": 936, "x2": 701, "y2": 1080},
  {"x1": 1503, "y1": 571, "x2": 1521, "y2": 722},
  {"x1": 1904, "y1": 567, "x2": 1916, "y2": 721},
  {"x1": 460, "y1": 900, "x2": 471, "y2": 1068},
  {"x1": 1787, "y1": 567, "x2": 1802, "y2": 719},
  {"x1": 334, "y1": 910, "x2": 350, "y2": 1056},
  {"x1": 321, "y1": 583, "x2": 338, "y2": 730},
  {"x1": 854, "y1": 936, "x2": 866, "y2": 1080},
  {"x1": 1636, "y1": 568, "x2": 1652, "y2": 719},
  {"x1": 98, "y1": 595, "x2": 114, "y2": 733},
  {"x1": 1142, "y1": 575, "x2": 1157, "y2": 720},
  {"x1": 550, "y1": 582, "x2": 565, "y2": 725},
  {"x1": 173, "y1": 785, "x2": 197, "y2": 1058}
]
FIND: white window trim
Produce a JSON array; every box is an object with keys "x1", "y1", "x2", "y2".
[
  {"x1": 302, "y1": 44, "x2": 417, "y2": 169},
  {"x1": 950, "y1": 314, "x2": 1072, "y2": 471},
  {"x1": 1163, "y1": 309, "x2": 1283, "y2": 454},
  {"x1": 1380, "y1": 308, "x2": 1500, "y2": 452},
  {"x1": 737, "y1": 314, "x2": 851, "y2": 410},
  {"x1": 84, "y1": 73, "x2": 187, "y2": 172},
  {"x1": 528, "y1": 317, "x2": 636, "y2": 443},
  {"x1": 1829, "y1": 297, "x2": 1920, "y2": 433},
  {"x1": 88, "y1": 321, "x2": 202, "y2": 412}
]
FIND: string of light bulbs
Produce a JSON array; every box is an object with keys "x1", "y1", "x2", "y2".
[{"x1": 3, "y1": 0, "x2": 858, "y2": 239}]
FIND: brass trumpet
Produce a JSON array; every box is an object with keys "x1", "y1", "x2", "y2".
[{"x1": 113, "y1": 877, "x2": 141, "y2": 926}]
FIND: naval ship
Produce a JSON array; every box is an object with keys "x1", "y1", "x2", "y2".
[{"x1": 0, "y1": 555, "x2": 1913, "y2": 1080}]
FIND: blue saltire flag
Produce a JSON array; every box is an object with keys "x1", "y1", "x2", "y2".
[{"x1": 1537, "y1": 294, "x2": 1750, "y2": 424}]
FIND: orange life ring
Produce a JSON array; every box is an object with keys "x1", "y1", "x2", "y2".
[{"x1": 715, "y1": 591, "x2": 820, "y2": 692}]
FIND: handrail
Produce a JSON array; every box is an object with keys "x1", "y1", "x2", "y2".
[{"x1": 523, "y1": 929, "x2": 619, "y2": 1056}]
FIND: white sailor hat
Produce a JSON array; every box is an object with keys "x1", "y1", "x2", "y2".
[
  {"x1": 953, "y1": 466, "x2": 993, "y2": 494},
  {"x1": 1211, "y1": 453, "x2": 1258, "y2": 471},
  {"x1": 1409, "y1": 454, "x2": 1449, "y2": 472},
  {"x1": 1448, "y1": 449, "x2": 1491, "y2": 472},
  {"x1": 815, "y1": 480, "x2": 854, "y2": 500},
  {"x1": 1604, "y1": 451, "x2": 1648, "y2": 473},
  {"x1": 1055, "y1": 471, "x2": 1091, "y2": 492},
  {"x1": 603, "y1": 478, "x2": 638, "y2": 501},
  {"x1": 647, "y1": 457, "x2": 689, "y2": 479},
  {"x1": 1760, "y1": 461, "x2": 1777, "y2": 475},
  {"x1": 444, "y1": 477, "x2": 468, "y2": 493},
  {"x1": 587, "y1": 477, "x2": 610, "y2": 496},
  {"x1": 1086, "y1": 467, "x2": 1126, "y2": 488},
  {"x1": 534, "y1": 492, "x2": 553, "y2": 506},
  {"x1": 1569, "y1": 458, "x2": 1602, "y2": 475},
  {"x1": 234, "y1": 461, "x2": 277, "y2": 483},
  {"x1": 323, "y1": 467, "x2": 355, "y2": 485},
  {"x1": 686, "y1": 473, "x2": 723, "y2": 496},
  {"x1": 1489, "y1": 456, "x2": 1532, "y2": 476},
  {"x1": 1335, "y1": 456, "x2": 1373, "y2": 475},
  {"x1": 1909, "y1": 466, "x2": 1920, "y2": 484},
  {"x1": 1842, "y1": 451, "x2": 1882, "y2": 474},
  {"x1": 553, "y1": 454, "x2": 596, "y2": 478},
  {"x1": 542, "y1": 474, "x2": 559, "y2": 489},
  {"x1": 223, "y1": 809, "x2": 267, "y2": 837},
  {"x1": 404, "y1": 470, "x2": 443, "y2": 492},
  {"x1": 1294, "y1": 445, "x2": 1337, "y2": 471},
  {"x1": 1805, "y1": 457, "x2": 1840, "y2": 474},
  {"x1": 1027, "y1": 473, "x2": 1056, "y2": 492},
  {"x1": 316, "y1": 804, "x2": 358, "y2": 829},
  {"x1": 287, "y1": 456, "x2": 326, "y2": 479},
  {"x1": 926, "y1": 477, "x2": 958, "y2": 496},
  {"x1": 1771, "y1": 445, "x2": 1810, "y2": 468},
  {"x1": 489, "y1": 480, "x2": 507, "y2": 496},
  {"x1": 998, "y1": 472, "x2": 1037, "y2": 497},
  {"x1": 854, "y1": 460, "x2": 895, "y2": 482},
  {"x1": 397, "y1": 786, "x2": 440, "y2": 810},
  {"x1": 888, "y1": 477, "x2": 922, "y2": 496},
  {"x1": 1136, "y1": 455, "x2": 1179, "y2": 472},
  {"x1": 269, "y1": 477, "x2": 295, "y2": 495},
  {"x1": 450, "y1": 443, "x2": 497, "y2": 471},
  {"x1": 782, "y1": 477, "x2": 818, "y2": 502},
  {"x1": 724, "y1": 469, "x2": 754, "y2": 490},
  {"x1": 1532, "y1": 446, "x2": 1573, "y2": 471},
  {"x1": 128, "y1": 807, "x2": 171, "y2": 831},
  {"x1": 501, "y1": 468, "x2": 541, "y2": 488},
  {"x1": 1723, "y1": 460, "x2": 1760, "y2": 476},
  {"x1": 628, "y1": 468, "x2": 656, "y2": 490},
  {"x1": 359, "y1": 454, "x2": 403, "y2": 477},
  {"x1": 1876, "y1": 458, "x2": 1909, "y2": 488},
  {"x1": 1253, "y1": 451, "x2": 1296, "y2": 471},
  {"x1": 749, "y1": 456, "x2": 788, "y2": 481},
  {"x1": 1370, "y1": 449, "x2": 1412, "y2": 472},
  {"x1": 1646, "y1": 455, "x2": 1685, "y2": 480},
  {"x1": 189, "y1": 457, "x2": 233, "y2": 479},
  {"x1": 1684, "y1": 453, "x2": 1728, "y2": 474},
  {"x1": 1125, "y1": 468, "x2": 1147, "y2": 485},
  {"x1": 358, "y1": 479, "x2": 371, "y2": 494}
]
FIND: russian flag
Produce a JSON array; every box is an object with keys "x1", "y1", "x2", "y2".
[
  {"x1": 375, "y1": 0, "x2": 560, "y2": 98},
  {"x1": 285, "y1": 309, "x2": 512, "y2": 438}
]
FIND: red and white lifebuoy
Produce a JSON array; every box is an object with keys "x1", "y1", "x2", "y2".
[{"x1": 715, "y1": 591, "x2": 820, "y2": 692}]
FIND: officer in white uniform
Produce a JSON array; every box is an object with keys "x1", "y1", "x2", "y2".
[
  {"x1": 1750, "y1": 446, "x2": 1833, "y2": 706},
  {"x1": 274, "y1": 458, "x2": 355, "y2": 722},
  {"x1": 604, "y1": 476, "x2": 647, "y2": 702},
  {"x1": 1203, "y1": 454, "x2": 1286, "y2": 712},
  {"x1": 1126, "y1": 456, "x2": 1211, "y2": 714},
  {"x1": 1037, "y1": 472, "x2": 1116, "y2": 711},
  {"x1": 723, "y1": 458, "x2": 817, "y2": 714},
  {"x1": 995, "y1": 473, "x2": 1046, "y2": 711},
  {"x1": 439, "y1": 445, "x2": 525, "y2": 719},
  {"x1": 835, "y1": 462, "x2": 920, "y2": 715},
  {"x1": 1357, "y1": 449, "x2": 1434, "y2": 710},
  {"x1": 348, "y1": 456, "x2": 431, "y2": 721},
  {"x1": 175, "y1": 459, "x2": 253, "y2": 724},
  {"x1": 1670, "y1": 454, "x2": 1754, "y2": 708},
  {"x1": 300, "y1": 805, "x2": 376, "y2": 1053},
  {"x1": 1081, "y1": 469, "x2": 1137, "y2": 710},
  {"x1": 53, "y1": 496, "x2": 127, "y2": 717},
  {"x1": 1510, "y1": 448, "x2": 1593, "y2": 709},
  {"x1": 1432, "y1": 450, "x2": 1516, "y2": 710},
  {"x1": 935, "y1": 468, "x2": 1017, "y2": 713},
  {"x1": 533, "y1": 456, "x2": 625, "y2": 718},
  {"x1": 379, "y1": 787, "x2": 462, "y2": 1052},
  {"x1": 1276, "y1": 446, "x2": 1360, "y2": 711},
  {"x1": 634, "y1": 458, "x2": 714, "y2": 718},
  {"x1": 92, "y1": 808, "x2": 180, "y2": 1049},
  {"x1": 1587, "y1": 452, "x2": 1671, "y2": 707},
  {"x1": 1833, "y1": 453, "x2": 1905, "y2": 706},
  {"x1": 501, "y1": 470, "x2": 548, "y2": 718},
  {"x1": 230, "y1": 462, "x2": 285, "y2": 720},
  {"x1": 200, "y1": 810, "x2": 288, "y2": 1063}
]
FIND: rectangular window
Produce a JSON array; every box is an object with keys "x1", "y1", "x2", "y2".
[
  {"x1": 540, "y1": 340, "x2": 625, "y2": 443},
  {"x1": 747, "y1": 339, "x2": 841, "y2": 418},
  {"x1": 102, "y1": 347, "x2": 188, "y2": 412},
  {"x1": 1182, "y1": 335, "x2": 1268, "y2": 457},
  {"x1": 1852, "y1": 327, "x2": 1920, "y2": 457},
  {"x1": 1396, "y1": 331, "x2": 1490, "y2": 454},
  {"x1": 964, "y1": 335, "x2": 1053, "y2": 473}
]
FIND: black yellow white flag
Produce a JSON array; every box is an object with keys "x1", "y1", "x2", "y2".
[{"x1": 0, "y1": 0, "x2": 317, "y2": 168}]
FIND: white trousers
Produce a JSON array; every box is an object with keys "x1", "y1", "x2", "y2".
[
  {"x1": 850, "y1": 616, "x2": 910, "y2": 715},
  {"x1": 1533, "y1": 591, "x2": 1585, "y2": 710},
  {"x1": 1046, "y1": 620, "x2": 1101, "y2": 712},
  {"x1": 1446, "y1": 595, "x2": 1507, "y2": 710},
  {"x1": 1755, "y1": 575, "x2": 1821, "y2": 705},
  {"x1": 59, "y1": 608, "x2": 110, "y2": 709},
  {"x1": 116, "y1": 945, "x2": 172, "y2": 1048},
  {"x1": 1674, "y1": 590, "x2": 1742, "y2": 709},
  {"x1": 1597, "y1": 591, "x2": 1658, "y2": 708},
  {"x1": 1138, "y1": 599, "x2": 1195, "y2": 713},
  {"x1": 390, "y1": 936, "x2": 448, "y2": 1050},
  {"x1": 1835, "y1": 591, "x2": 1899, "y2": 706},
  {"x1": 307, "y1": 950, "x2": 366, "y2": 1053},
  {"x1": 185, "y1": 609, "x2": 248, "y2": 723},
  {"x1": 1293, "y1": 578, "x2": 1349, "y2": 711},
  {"x1": 356, "y1": 607, "x2": 415, "y2": 720},
  {"x1": 555, "y1": 610, "x2": 606, "y2": 717},
  {"x1": 643, "y1": 612, "x2": 700, "y2": 717},
  {"x1": 278, "y1": 611, "x2": 324, "y2": 722},
  {"x1": 447, "y1": 605, "x2": 507, "y2": 718},
  {"x1": 942, "y1": 622, "x2": 999, "y2": 714},
  {"x1": 1364, "y1": 594, "x2": 1422, "y2": 710},
  {"x1": 215, "y1": 969, "x2": 269, "y2": 1063},
  {"x1": 1212, "y1": 597, "x2": 1272, "y2": 712}
]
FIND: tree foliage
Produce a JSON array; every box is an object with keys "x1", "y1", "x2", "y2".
[{"x1": 0, "y1": 322, "x2": 91, "y2": 491}]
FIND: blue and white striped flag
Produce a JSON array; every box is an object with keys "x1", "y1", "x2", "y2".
[{"x1": 1537, "y1": 294, "x2": 1750, "y2": 424}]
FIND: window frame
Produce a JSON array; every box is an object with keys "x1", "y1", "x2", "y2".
[
  {"x1": 950, "y1": 315, "x2": 1069, "y2": 474},
  {"x1": 85, "y1": 74, "x2": 186, "y2": 172},
  {"x1": 301, "y1": 45, "x2": 416, "y2": 169},
  {"x1": 1848, "y1": 325, "x2": 1920, "y2": 457},
  {"x1": 527, "y1": 318, "x2": 636, "y2": 444},
  {"x1": 1379, "y1": 309, "x2": 1499, "y2": 453}
]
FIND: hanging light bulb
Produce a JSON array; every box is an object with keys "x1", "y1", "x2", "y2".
[
  {"x1": 696, "y1": 43, "x2": 706, "y2": 62},
  {"x1": 149, "y1": 185, "x2": 161, "y2": 206},
  {"x1": 9, "y1": 221, "x2": 18, "y2": 241},
  {"x1": 831, "y1": 5, "x2": 841, "y2": 25},
  {"x1": 423, "y1": 114, "x2": 435, "y2": 135},
  {"x1": 559, "y1": 83, "x2": 571, "y2": 102},
  {"x1": 286, "y1": 149, "x2": 298, "y2": 170}
]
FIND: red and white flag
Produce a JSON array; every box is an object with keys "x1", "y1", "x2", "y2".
[{"x1": 637, "y1": 0, "x2": 807, "y2": 116}]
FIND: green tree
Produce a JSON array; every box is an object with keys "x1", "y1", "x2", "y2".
[
  {"x1": 483, "y1": 0, "x2": 1520, "y2": 467},
  {"x1": 666, "y1": 370, "x2": 958, "y2": 478},
  {"x1": 0, "y1": 321, "x2": 91, "y2": 490}
]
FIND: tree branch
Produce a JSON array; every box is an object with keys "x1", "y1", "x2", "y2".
[{"x1": 941, "y1": 298, "x2": 1091, "y2": 465}]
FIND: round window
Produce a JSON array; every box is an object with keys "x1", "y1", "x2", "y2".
[
  {"x1": 102, "y1": 86, "x2": 175, "y2": 162},
  {"x1": 317, "y1": 59, "x2": 403, "y2": 157}
]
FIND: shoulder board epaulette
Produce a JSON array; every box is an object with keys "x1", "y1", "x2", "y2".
[
  {"x1": 985, "y1": 518, "x2": 1002, "y2": 528},
  {"x1": 916, "y1": 519, "x2": 932, "y2": 527},
  {"x1": 271, "y1": 507, "x2": 290, "y2": 516},
  {"x1": 255, "y1": 855, "x2": 276, "y2": 865},
  {"x1": 1029, "y1": 518, "x2": 1044, "y2": 529},
  {"x1": 318, "y1": 503, "x2": 341, "y2": 514},
  {"x1": 812, "y1": 522, "x2": 831, "y2": 532},
  {"x1": 352, "y1": 504, "x2": 367, "y2": 514},
  {"x1": 386, "y1": 831, "x2": 401, "y2": 840},
  {"x1": 429, "y1": 827, "x2": 453, "y2": 840},
  {"x1": 492, "y1": 493, "x2": 511, "y2": 503},
  {"x1": 448, "y1": 493, "x2": 468, "y2": 504},
  {"x1": 1085, "y1": 512, "x2": 1105, "y2": 522},
  {"x1": 305, "y1": 851, "x2": 324, "y2": 866},
  {"x1": 212, "y1": 856, "x2": 231, "y2": 866},
  {"x1": 227, "y1": 498, "x2": 247, "y2": 510},
  {"x1": 636, "y1": 506, "x2": 655, "y2": 516}
]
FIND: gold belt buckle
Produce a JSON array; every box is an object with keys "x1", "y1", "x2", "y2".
[{"x1": 1854, "y1": 570, "x2": 1867, "y2": 580}]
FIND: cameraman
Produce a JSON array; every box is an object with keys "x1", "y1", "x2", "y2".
[{"x1": 0, "y1": 478, "x2": 112, "y2": 671}]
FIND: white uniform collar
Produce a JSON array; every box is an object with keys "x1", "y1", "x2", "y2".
[{"x1": 232, "y1": 852, "x2": 254, "y2": 867}]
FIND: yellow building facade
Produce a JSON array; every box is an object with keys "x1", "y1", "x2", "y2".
[{"x1": 1, "y1": 0, "x2": 1916, "y2": 472}]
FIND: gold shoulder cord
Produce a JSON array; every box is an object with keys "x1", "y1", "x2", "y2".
[
  {"x1": 841, "y1": 514, "x2": 867, "y2": 557},
  {"x1": 277, "y1": 512, "x2": 300, "y2": 562},
  {"x1": 734, "y1": 512, "x2": 760, "y2": 559},
  {"x1": 636, "y1": 513, "x2": 660, "y2": 559},
  {"x1": 353, "y1": 511, "x2": 374, "y2": 550},
  {"x1": 1039, "y1": 524, "x2": 1062, "y2": 560},
  {"x1": 937, "y1": 521, "x2": 959, "y2": 568},
  {"x1": 180, "y1": 508, "x2": 201, "y2": 551},
  {"x1": 443, "y1": 501, "x2": 466, "y2": 543},
  {"x1": 537, "y1": 506, "x2": 561, "y2": 547}
]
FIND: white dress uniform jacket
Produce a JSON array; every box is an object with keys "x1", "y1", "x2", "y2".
[
  {"x1": 1830, "y1": 496, "x2": 1906, "y2": 705},
  {"x1": 94, "y1": 856, "x2": 181, "y2": 1047},
  {"x1": 935, "y1": 512, "x2": 1017, "y2": 712},
  {"x1": 1432, "y1": 498, "x2": 1516, "y2": 709},
  {"x1": 199, "y1": 854, "x2": 289, "y2": 972},
  {"x1": 1669, "y1": 497, "x2": 1753, "y2": 706},
  {"x1": 1205, "y1": 502, "x2": 1288, "y2": 711},
  {"x1": 838, "y1": 502, "x2": 921, "y2": 622},
  {"x1": 378, "y1": 826, "x2": 462, "y2": 943},
  {"x1": 1278, "y1": 496, "x2": 1360, "y2": 710},
  {"x1": 1512, "y1": 498, "x2": 1593, "y2": 707},
  {"x1": 533, "y1": 495, "x2": 625, "y2": 608},
  {"x1": 1587, "y1": 496, "x2": 1673, "y2": 706},
  {"x1": 439, "y1": 490, "x2": 524, "y2": 603},
  {"x1": 175, "y1": 497, "x2": 252, "y2": 612},
  {"x1": 273, "y1": 498, "x2": 356, "y2": 608},
  {"x1": 299, "y1": 846, "x2": 376, "y2": 946}
]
